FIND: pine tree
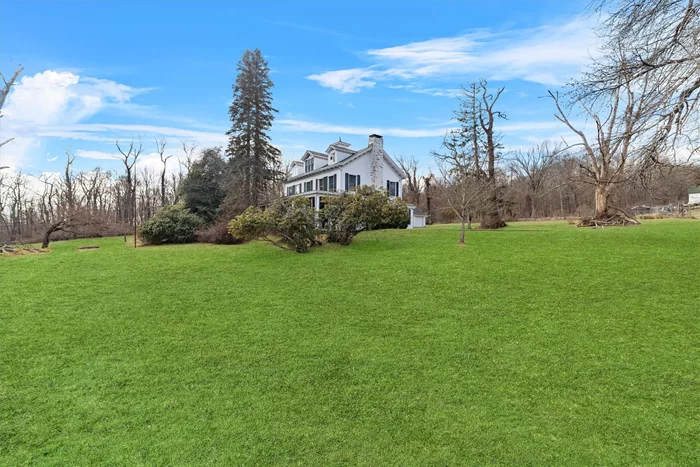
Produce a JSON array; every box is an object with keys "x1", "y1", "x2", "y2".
[{"x1": 226, "y1": 49, "x2": 281, "y2": 208}]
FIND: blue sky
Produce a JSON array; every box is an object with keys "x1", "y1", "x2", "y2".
[{"x1": 0, "y1": 0, "x2": 597, "y2": 175}]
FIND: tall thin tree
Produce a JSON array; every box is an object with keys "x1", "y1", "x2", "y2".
[{"x1": 226, "y1": 49, "x2": 282, "y2": 208}]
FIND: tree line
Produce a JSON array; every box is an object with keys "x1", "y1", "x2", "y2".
[
  {"x1": 399, "y1": 0, "x2": 699, "y2": 241},
  {"x1": 1, "y1": 49, "x2": 284, "y2": 247}
]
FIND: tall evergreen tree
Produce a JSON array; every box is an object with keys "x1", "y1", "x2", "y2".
[{"x1": 226, "y1": 49, "x2": 281, "y2": 208}]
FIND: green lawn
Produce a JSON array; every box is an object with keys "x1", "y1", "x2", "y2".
[{"x1": 1, "y1": 220, "x2": 699, "y2": 465}]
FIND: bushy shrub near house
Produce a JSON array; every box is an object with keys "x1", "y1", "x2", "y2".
[
  {"x1": 321, "y1": 186, "x2": 409, "y2": 245},
  {"x1": 196, "y1": 220, "x2": 242, "y2": 244},
  {"x1": 228, "y1": 197, "x2": 319, "y2": 252},
  {"x1": 380, "y1": 196, "x2": 411, "y2": 229},
  {"x1": 138, "y1": 204, "x2": 203, "y2": 245}
]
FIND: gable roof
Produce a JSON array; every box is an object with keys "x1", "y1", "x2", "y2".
[
  {"x1": 326, "y1": 141, "x2": 354, "y2": 154},
  {"x1": 301, "y1": 150, "x2": 329, "y2": 161},
  {"x1": 287, "y1": 146, "x2": 406, "y2": 182}
]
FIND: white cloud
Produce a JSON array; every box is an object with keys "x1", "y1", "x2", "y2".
[
  {"x1": 389, "y1": 84, "x2": 462, "y2": 98},
  {"x1": 3, "y1": 70, "x2": 149, "y2": 126},
  {"x1": 75, "y1": 149, "x2": 118, "y2": 160},
  {"x1": 307, "y1": 17, "x2": 600, "y2": 92},
  {"x1": 45, "y1": 123, "x2": 225, "y2": 147},
  {"x1": 307, "y1": 68, "x2": 378, "y2": 93},
  {"x1": 0, "y1": 70, "x2": 222, "y2": 170}
]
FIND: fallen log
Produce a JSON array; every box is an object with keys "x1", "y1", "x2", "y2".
[
  {"x1": 577, "y1": 214, "x2": 641, "y2": 228},
  {"x1": 77, "y1": 245, "x2": 100, "y2": 250}
]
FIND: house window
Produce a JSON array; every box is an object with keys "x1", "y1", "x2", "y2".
[
  {"x1": 318, "y1": 177, "x2": 328, "y2": 191},
  {"x1": 305, "y1": 158, "x2": 314, "y2": 173},
  {"x1": 304, "y1": 181, "x2": 313, "y2": 192},
  {"x1": 345, "y1": 174, "x2": 360, "y2": 191},
  {"x1": 387, "y1": 180, "x2": 399, "y2": 197},
  {"x1": 287, "y1": 185, "x2": 297, "y2": 196},
  {"x1": 328, "y1": 175, "x2": 336, "y2": 192}
]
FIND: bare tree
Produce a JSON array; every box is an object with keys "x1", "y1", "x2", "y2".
[
  {"x1": 0, "y1": 66, "x2": 23, "y2": 168},
  {"x1": 509, "y1": 142, "x2": 560, "y2": 218},
  {"x1": 41, "y1": 207, "x2": 106, "y2": 249},
  {"x1": 115, "y1": 137, "x2": 142, "y2": 227},
  {"x1": 434, "y1": 128, "x2": 496, "y2": 242},
  {"x1": 155, "y1": 138, "x2": 172, "y2": 207},
  {"x1": 63, "y1": 150, "x2": 76, "y2": 210},
  {"x1": 180, "y1": 141, "x2": 197, "y2": 176},
  {"x1": 584, "y1": 0, "x2": 700, "y2": 160},
  {"x1": 435, "y1": 157, "x2": 493, "y2": 244},
  {"x1": 397, "y1": 154, "x2": 422, "y2": 205},
  {"x1": 476, "y1": 81, "x2": 507, "y2": 228},
  {"x1": 423, "y1": 172, "x2": 435, "y2": 224},
  {"x1": 550, "y1": 64, "x2": 660, "y2": 222}
]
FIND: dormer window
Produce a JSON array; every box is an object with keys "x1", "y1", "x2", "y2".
[{"x1": 305, "y1": 159, "x2": 314, "y2": 172}]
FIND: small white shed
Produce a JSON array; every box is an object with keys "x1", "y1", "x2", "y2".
[
  {"x1": 689, "y1": 186, "x2": 700, "y2": 205},
  {"x1": 407, "y1": 204, "x2": 426, "y2": 229}
]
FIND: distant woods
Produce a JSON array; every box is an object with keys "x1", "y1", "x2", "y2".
[
  {"x1": 406, "y1": 1, "x2": 700, "y2": 230},
  {"x1": 0, "y1": 48, "x2": 283, "y2": 246}
]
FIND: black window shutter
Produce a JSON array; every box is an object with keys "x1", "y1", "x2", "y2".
[
  {"x1": 357, "y1": 175, "x2": 360, "y2": 186},
  {"x1": 345, "y1": 173, "x2": 349, "y2": 190}
]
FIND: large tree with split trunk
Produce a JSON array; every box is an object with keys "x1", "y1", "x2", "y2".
[
  {"x1": 550, "y1": 59, "x2": 667, "y2": 221},
  {"x1": 558, "y1": 0, "x2": 700, "y2": 223}
]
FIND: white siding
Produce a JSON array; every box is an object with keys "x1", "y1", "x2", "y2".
[{"x1": 690, "y1": 193, "x2": 700, "y2": 204}]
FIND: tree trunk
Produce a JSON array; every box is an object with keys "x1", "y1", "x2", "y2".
[
  {"x1": 459, "y1": 219, "x2": 466, "y2": 244},
  {"x1": 467, "y1": 214, "x2": 472, "y2": 230},
  {"x1": 481, "y1": 192, "x2": 507, "y2": 229},
  {"x1": 594, "y1": 185, "x2": 610, "y2": 219}
]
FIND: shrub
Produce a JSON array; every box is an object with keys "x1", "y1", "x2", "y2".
[
  {"x1": 196, "y1": 219, "x2": 242, "y2": 244},
  {"x1": 229, "y1": 197, "x2": 320, "y2": 252},
  {"x1": 138, "y1": 204, "x2": 203, "y2": 245},
  {"x1": 321, "y1": 186, "x2": 410, "y2": 245},
  {"x1": 380, "y1": 197, "x2": 410, "y2": 229}
]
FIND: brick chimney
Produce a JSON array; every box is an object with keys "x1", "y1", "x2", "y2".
[{"x1": 368, "y1": 134, "x2": 383, "y2": 150}]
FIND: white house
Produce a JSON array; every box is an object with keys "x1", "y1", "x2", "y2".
[{"x1": 284, "y1": 134, "x2": 424, "y2": 228}]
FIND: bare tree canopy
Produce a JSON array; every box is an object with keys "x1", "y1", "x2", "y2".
[
  {"x1": 0, "y1": 66, "x2": 24, "y2": 164},
  {"x1": 582, "y1": 0, "x2": 700, "y2": 159},
  {"x1": 396, "y1": 154, "x2": 422, "y2": 205},
  {"x1": 509, "y1": 142, "x2": 560, "y2": 218},
  {"x1": 550, "y1": 65, "x2": 660, "y2": 221}
]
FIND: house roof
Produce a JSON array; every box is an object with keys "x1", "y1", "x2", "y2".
[
  {"x1": 688, "y1": 186, "x2": 700, "y2": 194},
  {"x1": 288, "y1": 147, "x2": 372, "y2": 181},
  {"x1": 287, "y1": 139, "x2": 407, "y2": 183},
  {"x1": 412, "y1": 207, "x2": 426, "y2": 216},
  {"x1": 301, "y1": 150, "x2": 329, "y2": 161}
]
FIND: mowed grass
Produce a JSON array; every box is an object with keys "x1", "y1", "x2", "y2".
[{"x1": 1, "y1": 221, "x2": 699, "y2": 465}]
